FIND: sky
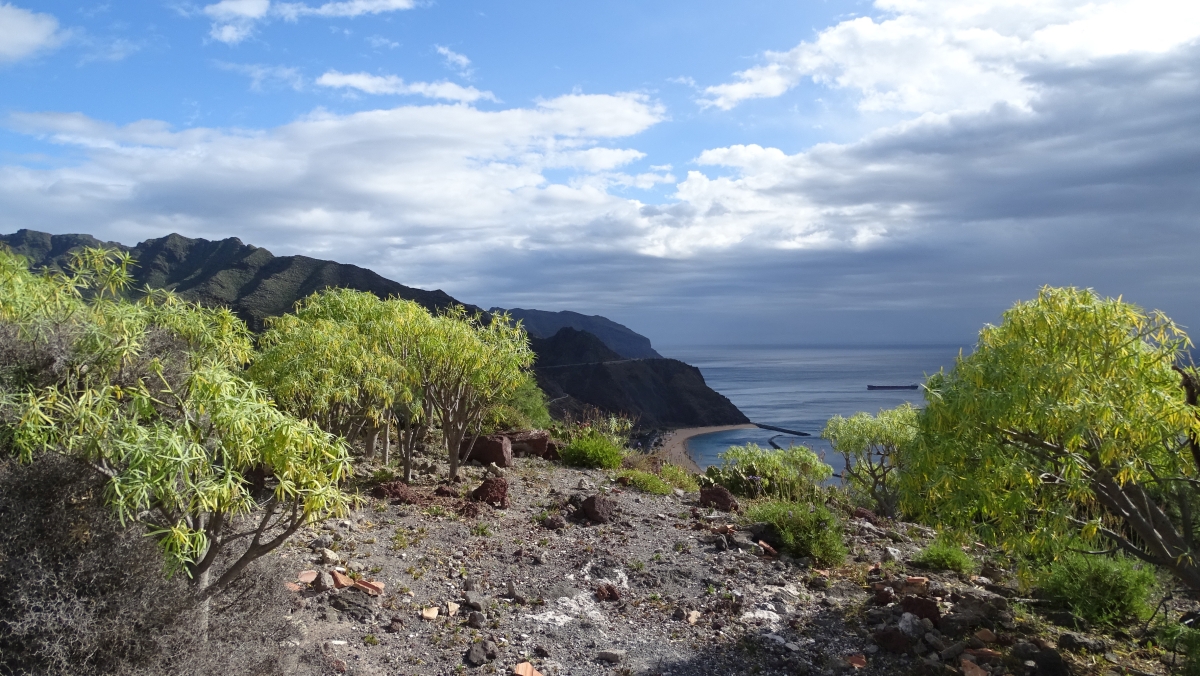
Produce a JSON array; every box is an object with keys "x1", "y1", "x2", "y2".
[{"x1": 1, "y1": 1, "x2": 1199, "y2": 348}]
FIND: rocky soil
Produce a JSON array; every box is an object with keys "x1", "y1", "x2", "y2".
[{"x1": 272, "y1": 455, "x2": 1194, "y2": 676}]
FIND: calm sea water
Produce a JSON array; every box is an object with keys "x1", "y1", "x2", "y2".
[{"x1": 658, "y1": 345, "x2": 966, "y2": 472}]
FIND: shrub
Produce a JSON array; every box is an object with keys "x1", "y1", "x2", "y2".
[
  {"x1": 1038, "y1": 553, "x2": 1156, "y2": 626},
  {"x1": 913, "y1": 539, "x2": 976, "y2": 574},
  {"x1": 744, "y1": 500, "x2": 846, "y2": 566},
  {"x1": 560, "y1": 431, "x2": 624, "y2": 469},
  {"x1": 660, "y1": 463, "x2": 700, "y2": 492},
  {"x1": 618, "y1": 469, "x2": 673, "y2": 495},
  {"x1": 0, "y1": 455, "x2": 312, "y2": 676},
  {"x1": 705, "y1": 443, "x2": 831, "y2": 502}
]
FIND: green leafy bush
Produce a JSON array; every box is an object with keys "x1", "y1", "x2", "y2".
[
  {"x1": 744, "y1": 500, "x2": 846, "y2": 566},
  {"x1": 1155, "y1": 623, "x2": 1200, "y2": 676},
  {"x1": 913, "y1": 539, "x2": 976, "y2": 574},
  {"x1": 560, "y1": 431, "x2": 624, "y2": 469},
  {"x1": 1038, "y1": 553, "x2": 1156, "y2": 626},
  {"x1": 660, "y1": 463, "x2": 699, "y2": 492},
  {"x1": 618, "y1": 469, "x2": 673, "y2": 495},
  {"x1": 704, "y1": 443, "x2": 831, "y2": 501}
]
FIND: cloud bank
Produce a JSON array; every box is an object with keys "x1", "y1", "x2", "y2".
[
  {"x1": 203, "y1": 0, "x2": 416, "y2": 44},
  {"x1": 0, "y1": 3, "x2": 62, "y2": 63}
]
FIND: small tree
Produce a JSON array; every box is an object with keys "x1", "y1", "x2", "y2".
[
  {"x1": 0, "y1": 247, "x2": 351, "y2": 601},
  {"x1": 416, "y1": 308, "x2": 534, "y2": 480},
  {"x1": 249, "y1": 289, "x2": 433, "y2": 478},
  {"x1": 823, "y1": 403, "x2": 917, "y2": 518},
  {"x1": 906, "y1": 286, "x2": 1200, "y2": 590}
]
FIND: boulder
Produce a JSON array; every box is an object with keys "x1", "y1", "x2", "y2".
[
  {"x1": 462, "y1": 435, "x2": 513, "y2": 467},
  {"x1": 940, "y1": 588, "x2": 1011, "y2": 636},
  {"x1": 471, "y1": 477, "x2": 509, "y2": 509},
  {"x1": 699, "y1": 485, "x2": 739, "y2": 512},
  {"x1": 465, "y1": 640, "x2": 498, "y2": 666},
  {"x1": 873, "y1": 626, "x2": 913, "y2": 654},
  {"x1": 900, "y1": 595, "x2": 941, "y2": 624},
  {"x1": 507, "y1": 430, "x2": 551, "y2": 458},
  {"x1": 581, "y1": 494, "x2": 616, "y2": 523},
  {"x1": 1057, "y1": 632, "x2": 1106, "y2": 653}
]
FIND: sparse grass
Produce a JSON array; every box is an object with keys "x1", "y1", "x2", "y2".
[
  {"x1": 913, "y1": 538, "x2": 975, "y2": 574},
  {"x1": 744, "y1": 499, "x2": 846, "y2": 567},
  {"x1": 363, "y1": 634, "x2": 379, "y2": 646},
  {"x1": 660, "y1": 463, "x2": 700, "y2": 492},
  {"x1": 618, "y1": 469, "x2": 672, "y2": 495},
  {"x1": 1038, "y1": 552, "x2": 1156, "y2": 626},
  {"x1": 470, "y1": 522, "x2": 493, "y2": 537}
]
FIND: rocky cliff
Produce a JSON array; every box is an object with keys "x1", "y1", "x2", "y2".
[
  {"x1": 497, "y1": 307, "x2": 662, "y2": 359},
  {"x1": 531, "y1": 328, "x2": 749, "y2": 428}
]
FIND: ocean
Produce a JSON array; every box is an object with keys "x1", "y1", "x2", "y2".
[{"x1": 657, "y1": 345, "x2": 967, "y2": 473}]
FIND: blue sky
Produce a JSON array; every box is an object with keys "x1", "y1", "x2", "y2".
[{"x1": 3, "y1": 1, "x2": 1200, "y2": 347}]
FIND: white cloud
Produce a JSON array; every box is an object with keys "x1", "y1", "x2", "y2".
[
  {"x1": 436, "y1": 45, "x2": 472, "y2": 75},
  {"x1": 316, "y1": 70, "x2": 495, "y2": 102},
  {"x1": 0, "y1": 3, "x2": 62, "y2": 63},
  {"x1": 702, "y1": 0, "x2": 1200, "y2": 113},
  {"x1": 217, "y1": 62, "x2": 305, "y2": 90},
  {"x1": 203, "y1": 0, "x2": 415, "y2": 44}
]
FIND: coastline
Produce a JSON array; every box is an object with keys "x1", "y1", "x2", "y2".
[{"x1": 655, "y1": 423, "x2": 756, "y2": 473}]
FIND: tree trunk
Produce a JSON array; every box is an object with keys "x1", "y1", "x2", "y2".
[
  {"x1": 382, "y1": 419, "x2": 391, "y2": 465},
  {"x1": 196, "y1": 567, "x2": 212, "y2": 643},
  {"x1": 365, "y1": 425, "x2": 379, "y2": 459}
]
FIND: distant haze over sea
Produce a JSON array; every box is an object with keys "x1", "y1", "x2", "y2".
[{"x1": 659, "y1": 345, "x2": 966, "y2": 473}]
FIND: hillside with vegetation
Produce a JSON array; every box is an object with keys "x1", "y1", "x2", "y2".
[
  {"x1": 0, "y1": 229, "x2": 743, "y2": 429},
  {"x1": 3, "y1": 244, "x2": 1200, "y2": 676}
]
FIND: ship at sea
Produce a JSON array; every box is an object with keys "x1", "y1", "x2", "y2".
[{"x1": 866, "y1": 384, "x2": 919, "y2": 390}]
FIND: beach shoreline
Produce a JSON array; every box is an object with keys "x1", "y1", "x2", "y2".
[{"x1": 655, "y1": 423, "x2": 756, "y2": 473}]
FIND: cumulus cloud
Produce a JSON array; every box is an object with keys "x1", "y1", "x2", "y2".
[
  {"x1": 0, "y1": 3, "x2": 62, "y2": 63},
  {"x1": 701, "y1": 0, "x2": 1200, "y2": 112},
  {"x1": 203, "y1": 0, "x2": 414, "y2": 44},
  {"x1": 316, "y1": 70, "x2": 495, "y2": 102}
]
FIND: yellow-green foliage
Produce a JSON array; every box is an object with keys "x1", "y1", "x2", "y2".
[
  {"x1": 1038, "y1": 553, "x2": 1156, "y2": 626},
  {"x1": 823, "y1": 404, "x2": 916, "y2": 518},
  {"x1": 660, "y1": 463, "x2": 699, "y2": 492},
  {"x1": 913, "y1": 539, "x2": 976, "y2": 574},
  {"x1": 705, "y1": 443, "x2": 831, "y2": 501},
  {"x1": 560, "y1": 431, "x2": 625, "y2": 469},
  {"x1": 0, "y1": 247, "x2": 350, "y2": 587},
  {"x1": 618, "y1": 469, "x2": 672, "y2": 495},
  {"x1": 745, "y1": 500, "x2": 846, "y2": 566},
  {"x1": 907, "y1": 286, "x2": 1200, "y2": 589}
]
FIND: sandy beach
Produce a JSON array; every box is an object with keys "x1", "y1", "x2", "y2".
[{"x1": 655, "y1": 423, "x2": 756, "y2": 473}]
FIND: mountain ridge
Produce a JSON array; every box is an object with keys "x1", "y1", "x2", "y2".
[{"x1": 0, "y1": 229, "x2": 747, "y2": 428}]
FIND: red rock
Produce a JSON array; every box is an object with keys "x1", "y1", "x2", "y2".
[
  {"x1": 374, "y1": 481, "x2": 422, "y2": 504},
  {"x1": 506, "y1": 430, "x2": 551, "y2": 459},
  {"x1": 544, "y1": 440, "x2": 563, "y2": 461},
  {"x1": 512, "y1": 662, "x2": 543, "y2": 676},
  {"x1": 297, "y1": 570, "x2": 318, "y2": 584},
  {"x1": 330, "y1": 571, "x2": 353, "y2": 589},
  {"x1": 434, "y1": 485, "x2": 457, "y2": 498},
  {"x1": 471, "y1": 477, "x2": 509, "y2": 508},
  {"x1": 901, "y1": 595, "x2": 941, "y2": 623},
  {"x1": 699, "y1": 485, "x2": 739, "y2": 512},
  {"x1": 594, "y1": 584, "x2": 620, "y2": 601},
  {"x1": 961, "y1": 660, "x2": 987, "y2": 676},
  {"x1": 461, "y1": 435, "x2": 513, "y2": 467},
  {"x1": 847, "y1": 654, "x2": 867, "y2": 669},
  {"x1": 758, "y1": 540, "x2": 778, "y2": 557},
  {"x1": 974, "y1": 628, "x2": 997, "y2": 643},
  {"x1": 354, "y1": 579, "x2": 385, "y2": 596},
  {"x1": 285, "y1": 582, "x2": 303, "y2": 592}
]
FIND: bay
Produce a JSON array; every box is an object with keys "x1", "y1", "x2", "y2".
[{"x1": 658, "y1": 345, "x2": 966, "y2": 472}]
